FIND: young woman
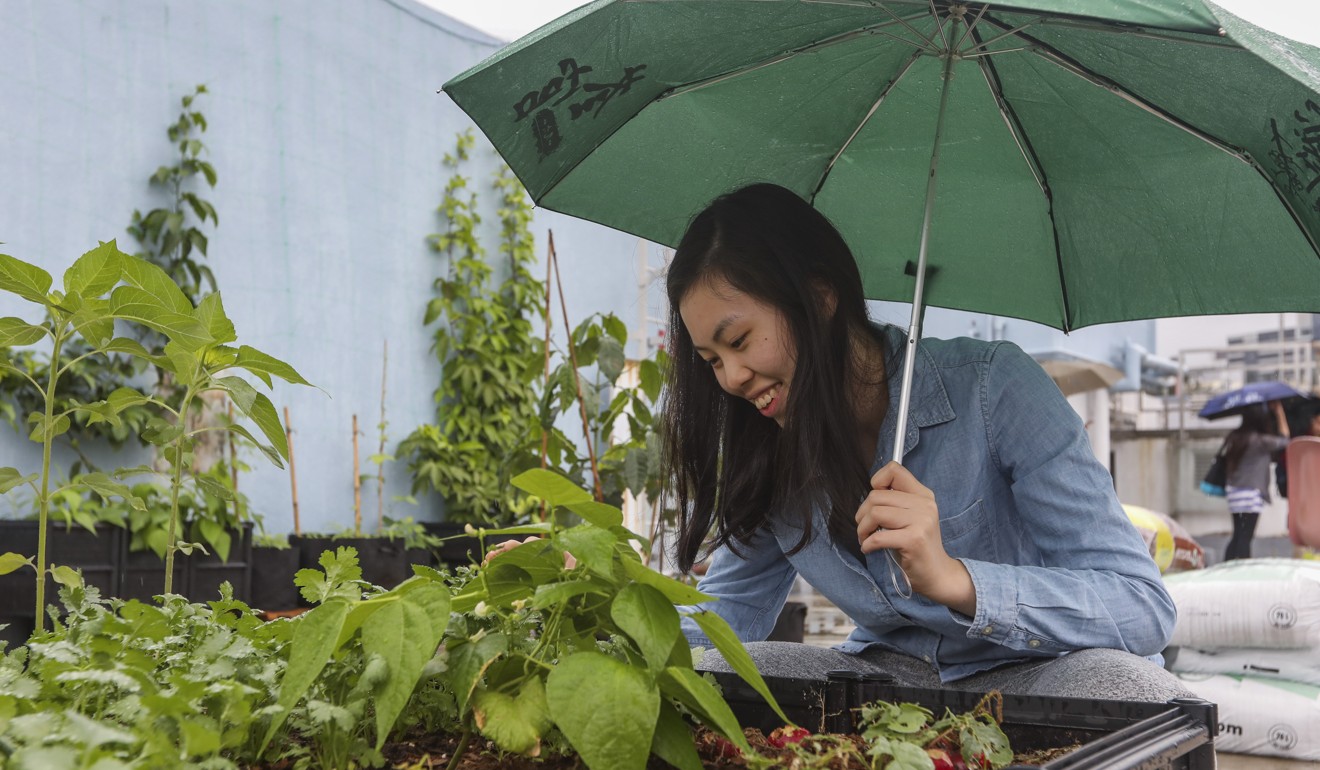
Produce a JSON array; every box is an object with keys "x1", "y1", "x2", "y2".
[
  {"x1": 1222, "y1": 401, "x2": 1290, "y2": 560},
  {"x1": 665, "y1": 183, "x2": 1186, "y2": 702}
]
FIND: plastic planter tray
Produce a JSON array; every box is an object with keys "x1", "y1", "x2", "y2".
[{"x1": 710, "y1": 670, "x2": 1217, "y2": 770}]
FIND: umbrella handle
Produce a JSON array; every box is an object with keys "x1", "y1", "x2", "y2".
[{"x1": 885, "y1": 547, "x2": 914, "y2": 599}]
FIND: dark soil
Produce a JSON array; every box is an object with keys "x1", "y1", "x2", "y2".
[{"x1": 355, "y1": 725, "x2": 1080, "y2": 769}]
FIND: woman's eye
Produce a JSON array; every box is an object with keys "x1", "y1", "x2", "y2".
[
  {"x1": 730, "y1": 333, "x2": 748, "y2": 350},
  {"x1": 704, "y1": 357, "x2": 720, "y2": 368}
]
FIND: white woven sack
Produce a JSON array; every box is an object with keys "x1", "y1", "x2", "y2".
[
  {"x1": 1171, "y1": 646, "x2": 1320, "y2": 687},
  {"x1": 1176, "y1": 673, "x2": 1320, "y2": 761},
  {"x1": 1165, "y1": 558, "x2": 1320, "y2": 650}
]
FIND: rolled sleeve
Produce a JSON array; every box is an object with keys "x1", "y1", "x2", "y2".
[{"x1": 978, "y1": 343, "x2": 1177, "y2": 657}]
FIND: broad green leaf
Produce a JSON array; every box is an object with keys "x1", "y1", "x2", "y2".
[
  {"x1": 118, "y1": 254, "x2": 193, "y2": 314},
  {"x1": 0, "y1": 467, "x2": 37, "y2": 494},
  {"x1": 78, "y1": 472, "x2": 136, "y2": 503},
  {"x1": 659, "y1": 667, "x2": 752, "y2": 754},
  {"x1": 73, "y1": 399, "x2": 119, "y2": 428},
  {"x1": 598, "y1": 336, "x2": 626, "y2": 384},
  {"x1": 110, "y1": 286, "x2": 210, "y2": 350},
  {"x1": 651, "y1": 701, "x2": 704, "y2": 770},
  {"x1": 473, "y1": 676, "x2": 552, "y2": 756},
  {"x1": 611, "y1": 583, "x2": 680, "y2": 673},
  {"x1": 98, "y1": 337, "x2": 155, "y2": 361},
  {"x1": 0, "y1": 317, "x2": 46, "y2": 347},
  {"x1": 215, "y1": 375, "x2": 258, "y2": 415},
  {"x1": 546, "y1": 652, "x2": 659, "y2": 770},
  {"x1": 106, "y1": 387, "x2": 151, "y2": 414},
  {"x1": 620, "y1": 558, "x2": 711, "y2": 605},
  {"x1": 0, "y1": 553, "x2": 33, "y2": 576},
  {"x1": 603, "y1": 314, "x2": 628, "y2": 345},
  {"x1": 0, "y1": 253, "x2": 53, "y2": 305},
  {"x1": 71, "y1": 301, "x2": 115, "y2": 349},
  {"x1": 471, "y1": 522, "x2": 553, "y2": 538},
  {"x1": 233, "y1": 344, "x2": 310, "y2": 387},
  {"x1": 164, "y1": 341, "x2": 203, "y2": 388},
  {"x1": 243, "y1": 392, "x2": 289, "y2": 461},
  {"x1": 564, "y1": 499, "x2": 623, "y2": 529},
  {"x1": 639, "y1": 358, "x2": 662, "y2": 402},
  {"x1": 141, "y1": 418, "x2": 184, "y2": 447},
  {"x1": 64, "y1": 241, "x2": 123, "y2": 298},
  {"x1": 532, "y1": 577, "x2": 610, "y2": 610},
  {"x1": 194, "y1": 474, "x2": 234, "y2": 501},
  {"x1": 448, "y1": 631, "x2": 508, "y2": 713},
  {"x1": 27, "y1": 413, "x2": 71, "y2": 442},
  {"x1": 261, "y1": 597, "x2": 352, "y2": 752},
  {"x1": 226, "y1": 423, "x2": 284, "y2": 468},
  {"x1": 194, "y1": 292, "x2": 236, "y2": 344},
  {"x1": 50, "y1": 565, "x2": 82, "y2": 588},
  {"x1": 180, "y1": 717, "x2": 221, "y2": 757},
  {"x1": 555, "y1": 525, "x2": 616, "y2": 578},
  {"x1": 510, "y1": 468, "x2": 592, "y2": 508},
  {"x1": 362, "y1": 583, "x2": 451, "y2": 747},
  {"x1": 689, "y1": 610, "x2": 791, "y2": 725}
]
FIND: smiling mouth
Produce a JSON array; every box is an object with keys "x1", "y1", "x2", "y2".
[{"x1": 752, "y1": 385, "x2": 781, "y2": 411}]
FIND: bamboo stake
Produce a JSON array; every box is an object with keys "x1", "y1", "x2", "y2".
[
  {"x1": 227, "y1": 399, "x2": 241, "y2": 522},
  {"x1": 539, "y1": 233, "x2": 555, "y2": 521},
  {"x1": 376, "y1": 340, "x2": 388, "y2": 531},
  {"x1": 550, "y1": 235, "x2": 604, "y2": 502},
  {"x1": 284, "y1": 406, "x2": 301, "y2": 535},
  {"x1": 352, "y1": 414, "x2": 362, "y2": 536}
]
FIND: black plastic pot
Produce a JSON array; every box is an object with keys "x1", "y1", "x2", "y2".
[
  {"x1": 118, "y1": 522, "x2": 254, "y2": 604},
  {"x1": 249, "y1": 545, "x2": 301, "y2": 611},
  {"x1": 0, "y1": 520, "x2": 123, "y2": 645},
  {"x1": 710, "y1": 671, "x2": 1218, "y2": 770},
  {"x1": 420, "y1": 521, "x2": 481, "y2": 569}
]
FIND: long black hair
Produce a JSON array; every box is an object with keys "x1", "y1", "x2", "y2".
[
  {"x1": 1224, "y1": 403, "x2": 1279, "y2": 473},
  {"x1": 662, "y1": 183, "x2": 889, "y2": 572}
]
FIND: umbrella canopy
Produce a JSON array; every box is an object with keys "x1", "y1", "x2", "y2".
[
  {"x1": 444, "y1": 0, "x2": 1320, "y2": 333},
  {"x1": 1198, "y1": 380, "x2": 1310, "y2": 419},
  {"x1": 1038, "y1": 358, "x2": 1125, "y2": 396}
]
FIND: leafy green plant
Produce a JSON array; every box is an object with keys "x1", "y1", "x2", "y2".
[
  {"x1": 0, "y1": 241, "x2": 308, "y2": 626},
  {"x1": 127, "y1": 84, "x2": 219, "y2": 311},
  {"x1": 400, "y1": 132, "x2": 545, "y2": 526}
]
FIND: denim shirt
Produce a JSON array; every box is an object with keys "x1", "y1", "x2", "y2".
[{"x1": 680, "y1": 325, "x2": 1176, "y2": 683}]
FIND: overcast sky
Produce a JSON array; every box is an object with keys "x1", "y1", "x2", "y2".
[
  {"x1": 425, "y1": 0, "x2": 1320, "y2": 46},
  {"x1": 423, "y1": 0, "x2": 1320, "y2": 355}
]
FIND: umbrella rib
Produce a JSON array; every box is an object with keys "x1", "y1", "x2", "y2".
[
  {"x1": 968, "y1": 23, "x2": 1073, "y2": 332},
  {"x1": 808, "y1": 50, "x2": 924, "y2": 204},
  {"x1": 867, "y1": 1, "x2": 939, "y2": 51},
  {"x1": 951, "y1": 3, "x2": 989, "y2": 52},
  {"x1": 655, "y1": 13, "x2": 934, "y2": 103}
]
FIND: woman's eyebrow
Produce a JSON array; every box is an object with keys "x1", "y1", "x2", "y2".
[{"x1": 711, "y1": 315, "x2": 740, "y2": 345}]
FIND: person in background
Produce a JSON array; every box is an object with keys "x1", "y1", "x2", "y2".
[{"x1": 1223, "y1": 401, "x2": 1291, "y2": 561}]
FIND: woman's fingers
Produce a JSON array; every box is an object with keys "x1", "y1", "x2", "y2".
[{"x1": 483, "y1": 535, "x2": 576, "y2": 570}]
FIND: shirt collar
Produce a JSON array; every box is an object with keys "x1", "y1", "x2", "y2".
[{"x1": 875, "y1": 323, "x2": 956, "y2": 464}]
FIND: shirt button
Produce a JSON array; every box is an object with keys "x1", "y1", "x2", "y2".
[
  {"x1": 922, "y1": 654, "x2": 931, "y2": 663},
  {"x1": 1029, "y1": 639, "x2": 1041, "y2": 648},
  {"x1": 981, "y1": 626, "x2": 994, "y2": 635}
]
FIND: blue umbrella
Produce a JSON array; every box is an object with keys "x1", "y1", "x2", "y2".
[{"x1": 1198, "y1": 381, "x2": 1310, "y2": 420}]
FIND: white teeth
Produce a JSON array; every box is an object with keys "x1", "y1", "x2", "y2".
[{"x1": 753, "y1": 387, "x2": 779, "y2": 410}]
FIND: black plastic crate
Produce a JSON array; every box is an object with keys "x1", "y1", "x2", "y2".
[
  {"x1": 710, "y1": 671, "x2": 1217, "y2": 770},
  {"x1": 249, "y1": 545, "x2": 301, "y2": 611},
  {"x1": 420, "y1": 521, "x2": 481, "y2": 569},
  {"x1": 118, "y1": 522, "x2": 253, "y2": 604},
  {"x1": 0, "y1": 521, "x2": 122, "y2": 616}
]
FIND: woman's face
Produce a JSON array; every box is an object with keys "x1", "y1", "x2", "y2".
[
  {"x1": 679, "y1": 276, "x2": 795, "y2": 428},
  {"x1": 1310, "y1": 412, "x2": 1320, "y2": 437}
]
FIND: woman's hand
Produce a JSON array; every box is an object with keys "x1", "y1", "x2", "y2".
[
  {"x1": 1271, "y1": 400, "x2": 1291, "y2": 438},
  {"x1": 483, "y1": 536, "x2": 578, "y2": 569},
  {"x1": 855, "y1": 462, "x2": 976, "y2": 616}
]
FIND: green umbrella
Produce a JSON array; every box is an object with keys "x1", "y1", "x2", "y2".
[{"x1": 443, "y1": 0, "x2": 1320, "y2": 459}]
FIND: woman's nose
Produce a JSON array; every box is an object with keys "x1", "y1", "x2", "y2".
[{"x1": 723, "y1": 359, "x2": 754, "y2": 392}]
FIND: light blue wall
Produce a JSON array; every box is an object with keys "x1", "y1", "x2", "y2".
[{"x1": 0, "y1": 0, "x2": 648, "y2": 533}]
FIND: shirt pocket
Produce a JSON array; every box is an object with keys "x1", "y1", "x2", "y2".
[{"x1": 940, "y1": 498, "x2": 986, "y2": 559}]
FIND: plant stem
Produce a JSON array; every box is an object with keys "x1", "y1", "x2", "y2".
[
  {"x1": 33, "y1": 331, "x2": 66, "y2": 631},
  {"x1": 163, "y1": 388, "x2": 197, "y2": 595},
  {"x1": 446, "y1": 722, "x2": 474, "y2": 770},
  {"x1": 352, "y1": 413, "x2": 362, "y2": 536},
  {"x1": 377, "y1": 340, "x2": 388, "y2": 531}
]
